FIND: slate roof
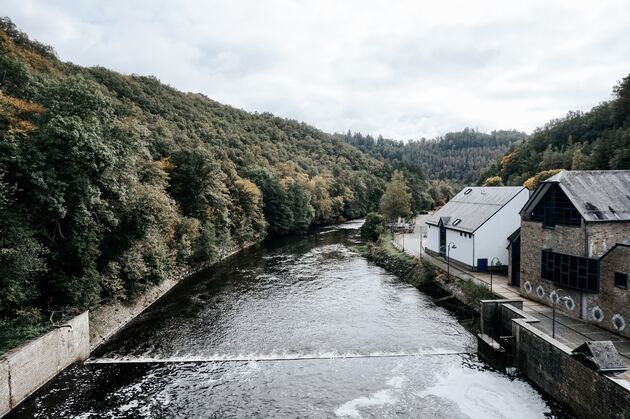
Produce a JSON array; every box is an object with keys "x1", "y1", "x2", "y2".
[
  {"x1": 425, "y1": 186, "x2": 527, "y2": 233},
  {"x1": 544, "y1": 170, "x2": 630, "y2": 222},
  {"x1": 572, "y1": 341, "x2": 627, "y2": 373}
]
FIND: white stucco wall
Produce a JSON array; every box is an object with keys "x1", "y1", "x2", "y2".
[
  {"x1": 426, "y1": 224, "x2": 439, "y2": 253},
  {"x1": 445, "y1": 229, "x2": 475, "y2": 267},
  {"x1": 473, "y1": 188, "x2": 529, "y2": 268}
]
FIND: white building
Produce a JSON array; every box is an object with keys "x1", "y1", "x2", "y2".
[{"x1": 425, "y1": 186, "x2": 530, "y2": 271}]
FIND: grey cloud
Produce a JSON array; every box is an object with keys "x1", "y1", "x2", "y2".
[{"x1": 3, "y1": 0, "x2": 630, "y2": 140}]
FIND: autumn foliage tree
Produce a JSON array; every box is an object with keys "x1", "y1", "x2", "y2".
[{"x1": 379, "y1": 170, "x2": 412, "y2": 223}]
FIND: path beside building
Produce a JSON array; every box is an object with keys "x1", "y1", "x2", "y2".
[{"x1": 394, "y1": 214, "x2": 630, "y2": 381}]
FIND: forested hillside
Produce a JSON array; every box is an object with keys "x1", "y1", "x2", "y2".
[
  {"x1": 0, "y1": 18, "x2": 389, "y2": 317},
  {"x1": 479, "y1": 75, "x2": 630, "y2": 186},
  {"x1": 340, "y1": 128, "x2": 526, "y2": 185}
]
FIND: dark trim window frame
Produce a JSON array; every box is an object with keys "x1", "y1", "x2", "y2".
[
  {"x1": 530, "y1": 184, "x2": 581, "y2": 228},
  {"x1": 614, "y1": 272, "x2": 628, "y2": 289},
  {"x1": 541, "y1": 249, "x2": 599, "y2": 293}
]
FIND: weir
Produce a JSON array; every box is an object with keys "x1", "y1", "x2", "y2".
[{"x1": 85, "y1": 351, "x2": 475, "y2": 364}]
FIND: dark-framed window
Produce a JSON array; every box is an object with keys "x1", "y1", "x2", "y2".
[
  {"x1": 614, "y1": 272, "x2": 628, "y2": 289},
  {"x1": 530, "y1": 184, "x2": 581, "y2": 228},
  {"x1": 541, "y1": 249, "x2": 599, "y2": 293}
]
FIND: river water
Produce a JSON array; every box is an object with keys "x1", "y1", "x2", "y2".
[{"x1": 9, "y1": 221, "x2": 565, "y2": 418}]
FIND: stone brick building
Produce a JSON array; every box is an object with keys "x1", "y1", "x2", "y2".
[{"x1": 517, "y1": 170, "x2": 630, "y2": 338}]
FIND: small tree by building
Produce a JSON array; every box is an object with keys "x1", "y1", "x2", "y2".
[
  {"x1": 380, "y1": 170, "x2": 412, "y2": 223},
  {"x1": 483, "y1": 176, "x2": 504, "y2": 186},
  {"x1": 523, "y1": 169, "x2": 562, "y2": 190},
  {"x1": 360, "y1": 212, "x2": 384, "y2": 242}
]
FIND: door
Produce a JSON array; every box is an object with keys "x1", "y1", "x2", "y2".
[
  {"x1": 439, "y1": 226, "x2": 446, "y2": 256},
  {"x1": 511, "y1": 236, "x2": 521, "y2": 286},
  {"x1": 477, "y1": 258, "x2": 488, "y2": 272}
]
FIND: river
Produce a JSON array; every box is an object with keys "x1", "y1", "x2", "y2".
[{"x1": 8, "y1": 221, "x2": 566, "y2": 418}]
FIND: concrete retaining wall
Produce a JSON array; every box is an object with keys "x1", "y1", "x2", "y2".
[
  {"x1": 479, "y1": 299, "x2": 630, "y2": 418},
  {"x1": 0, "y1": 311, "x2": 89, "y2": 417},
  {"x1": 513, "y1": 318, "x2": 630, "y2": 418},
  {"x1": 90, "y1": 243, "x2": 255, "y2": 350}
]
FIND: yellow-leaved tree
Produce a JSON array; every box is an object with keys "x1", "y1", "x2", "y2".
[{"x1": 379, "y1": 170, "x2": 411, "y2": 223}]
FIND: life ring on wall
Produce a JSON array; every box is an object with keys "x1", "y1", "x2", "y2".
[
  {"x1": 524, "y1": 281, "x2": 532, "y2": 294},
  {"x1": 536, "y1": 285, "x2": 545, "y2": 299},
  {"x1": 612, "y1": 314, "x2": 626, "y2": 331},
  {"x1": 564, "y1": 296, "x2": 575, "y2": 311},
  {"x1": 591, "y1": 306, "x2": 604, "y2": 322},
  {"x1": 550, "y1": 291, "x2": 576, "y2": 311}
]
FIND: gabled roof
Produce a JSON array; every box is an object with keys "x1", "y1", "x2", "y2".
[
  {"x1": 540, "y1": 170, "x2": 630, "y2": 222},
  {"x1": 426, "y1": 186, "x2": 527, "y2": 233},
  {"x1": 600, "y1": 240, "x2": 630, "y2": 260}
]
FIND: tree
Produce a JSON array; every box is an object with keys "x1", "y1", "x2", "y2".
[
  {"x1": 523, "y1": 169, "x2": 562, "y2": 190},
  {"x1": 360, "y1": 213, "x2": 384, "y2": 242},
  {"x1": 483, "y1": 176, "x2": 503, "y2": 186},
  {"x1": 379, "y1": 170, "x2": 411, "y2": 222},
  {"x1": 244, "y1": 168, "x2": 294, "y2": 235},
  {"x1": 287, "y1": 181, "x2": 314, "y2": 233}
]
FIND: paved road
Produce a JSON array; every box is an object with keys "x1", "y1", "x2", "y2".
[{"x1": 394, "y1": 214, "x2": 630, "y2": 380}]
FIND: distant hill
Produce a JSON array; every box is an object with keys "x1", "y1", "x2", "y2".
[
  {"x1": 479, "y1": 74, "x2": 630, "y2": 187},
  {"x1": 340, "y1": 128, "x2": 527, "y2": 185}
]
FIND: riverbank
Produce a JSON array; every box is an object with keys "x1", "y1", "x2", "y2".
[{"x1": 89, "y1": 241, "x2": 257, "y2": 351}]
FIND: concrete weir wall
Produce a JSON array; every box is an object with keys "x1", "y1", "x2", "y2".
[{"x1": 0, "y1": 311, "x2": 89, "y2": 417}]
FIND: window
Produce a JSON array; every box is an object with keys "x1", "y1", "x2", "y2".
[
  {"x1": 615, "y1": 272, "x2": 628, "y2": 289},
  {"x1": 541, "y1": 249, "x2": 599, "y2": 293},
  {"x1": 530, "y1": 184, "x2": 581, "y2": 227},
  {"x1": 464, "y1": 188, "x2": 473, "y2": 195},
  {"x1": 453, "y1": 218, "x2": 462, "y2": 226}
]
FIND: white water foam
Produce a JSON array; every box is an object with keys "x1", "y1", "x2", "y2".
[
  {"x1": 416, "y1": 364, "x2": 551, "y2": 419},
  {"x1": 87, "y1": 350, "x2": 472, "y2": 364},
  {"x1": 334, "y1": 375, "x2": 405, "y2": 418}
]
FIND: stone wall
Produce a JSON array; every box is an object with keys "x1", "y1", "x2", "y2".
[
  {"x1": 519, "y1": 220, "x2": 586, "y2": 318},
  {"x1": 585, "y1": 245, "x2": 630, "y2": 338},
  {"x1": 0, "y1": 312, "x2": 89, "y2": 417},
  {"x1": 587, "y1": 222, "x2": 630, "y2": 257},
  {"x1": 519, "y1": 219, "x2": 630, "y2": 338},
  {"x1": 478, "y1": 300, "x2": 630, "y2": 418},
  {"x1": 512, "y1": 317, "x2": 630, "y2": 418}
]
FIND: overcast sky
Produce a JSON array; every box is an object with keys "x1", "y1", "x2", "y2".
[{"x1": 4, "y1": 0, "x2": 630, "y2": 139}]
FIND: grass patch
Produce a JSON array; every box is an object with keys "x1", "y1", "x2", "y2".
[
  {"x1": 380, "y1": 235, "x2": 411, "y2": 261},
  {"x1": 0, "y1": 311, "x2": 52, "y2": 355},
  {"x1": 460, "y1": 280, "x2": 495, "y2": 306},
  {"x1": 349, "y1": 244, "x2": 369, "y2": 256}
]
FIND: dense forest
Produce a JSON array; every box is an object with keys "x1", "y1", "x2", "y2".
[
  {"x1": 0, "y1": 18, "x2": 394, "y2": 319},
  {"x1": 340, "y1": 128, "x2": 526, "y2": 185},
  {"x1": 479, "y1": 75, "x2": 630, "y2": 186}
]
